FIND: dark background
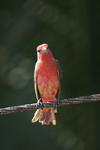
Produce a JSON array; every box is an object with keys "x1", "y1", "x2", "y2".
[{"x1": 0, "y1": 0, "x2": 100, "y2": 150}]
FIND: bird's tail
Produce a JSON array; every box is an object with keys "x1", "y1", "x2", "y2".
[{"x1": 31, "y1": 107, "x2": 56, "y2": 125}]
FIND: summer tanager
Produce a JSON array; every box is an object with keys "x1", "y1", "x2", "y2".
[{"x1": 31, "y1": 43, "x2": 62, "y2": 125}]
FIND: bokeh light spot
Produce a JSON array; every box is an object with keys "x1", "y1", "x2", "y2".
[
  {"x1": 54, "y1": 15, "x2": 75, "y2": 34},
  {"x1": 38, "y1": 5, "x2": 59, "y2": 23}
]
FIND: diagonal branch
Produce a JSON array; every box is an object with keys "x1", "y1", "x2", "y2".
[{"x1": 0, "y1": 94, "x2": 100, "y2": 115}]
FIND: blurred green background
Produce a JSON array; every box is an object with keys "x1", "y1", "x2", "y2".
[{"x1": 0, "y1": 0, "x2": 100, "y2": 150}]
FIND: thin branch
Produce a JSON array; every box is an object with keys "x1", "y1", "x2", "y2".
[{"x1": 0, "y1": 94, "x2": 100, "y2": 115}]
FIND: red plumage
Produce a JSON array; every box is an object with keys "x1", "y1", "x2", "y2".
[{"x1": 31, "y1": 43, "x2": 62, "y2": 125}]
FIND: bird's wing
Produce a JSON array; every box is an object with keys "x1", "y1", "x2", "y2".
[
  {"x1": 34, "y1": 71, "x2": 41, "y2": 100},
  {"x1": 56, "y1": 60, "x2": 62, "y2": 100}
]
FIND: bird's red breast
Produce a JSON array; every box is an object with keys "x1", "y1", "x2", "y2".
[{"x1": 35, "y1": 57, "x2": 59, "y2": 100}]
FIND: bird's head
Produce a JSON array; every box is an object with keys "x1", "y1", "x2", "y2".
[
  {"x1": 37, "y1": 43, "x2": 50, "y2": 54},
  {"x1": 36, "y1": 43, "x2": 52, "y2": 59}
]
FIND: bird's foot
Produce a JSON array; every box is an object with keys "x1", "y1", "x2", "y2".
[
  {"x1": 53, "y1": 95, "x2": 59, "y2": 113},
  {"x1": 36, "y1": 98, "x2": 42, "y2": 107}
]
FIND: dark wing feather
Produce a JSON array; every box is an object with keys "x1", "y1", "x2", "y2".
[
  {"x1": 56, "y1": 60, "x2": 62, "y2": 99},
  {"x1": 34, "y1": 72, "x2": 41, "y2": 100}
]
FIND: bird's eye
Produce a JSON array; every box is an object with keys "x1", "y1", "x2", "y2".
[
  {"x1": 37, "y1": 50, "x2": 41, "y2": 53},
  {"x1": 47, "y1": 47, "x2": 50, "y2": 51}
]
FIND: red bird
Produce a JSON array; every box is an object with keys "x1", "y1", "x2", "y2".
[{"x1": 31, "y1": 43, "x2": 62, "y2": 125}]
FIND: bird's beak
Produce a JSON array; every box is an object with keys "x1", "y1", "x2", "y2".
[{"x1": 42, "y1": 47, "x2": 48, "y2": 53}]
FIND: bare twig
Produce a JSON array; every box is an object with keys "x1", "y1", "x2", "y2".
[{"x1": 0, "y1": 94, "x2": 100, "y2": 115}]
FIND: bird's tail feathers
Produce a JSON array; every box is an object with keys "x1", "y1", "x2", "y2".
[
  {"x1": 31, "y1": 107, "x2": 56, "y2": 125},
  {"x1": 51, "y1": 107, "x2": 56, "y2": 125},
  {"x1": 31, "y1": 109, "x2": 42, "y2": 123}
]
